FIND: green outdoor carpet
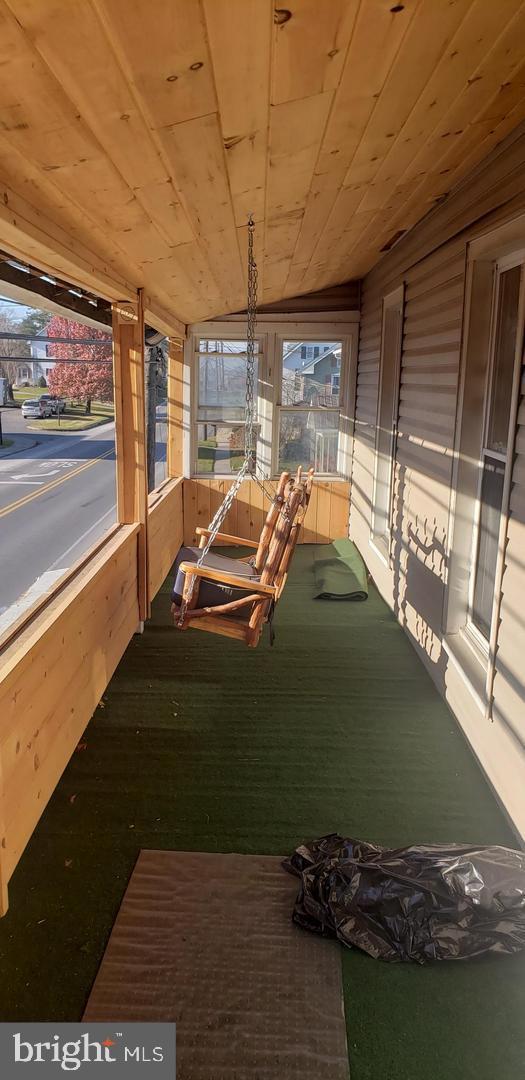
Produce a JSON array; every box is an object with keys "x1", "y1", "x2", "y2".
[
  {"x1": 0, "y1": 545, "x2": 523, "y2": 1080},
  {"x1": 313, "y1": 536, "x2": 368, "y2": 599}
]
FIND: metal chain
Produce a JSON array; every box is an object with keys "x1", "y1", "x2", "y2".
[
  {"x1": 245, "y1": 214, "x2": 258, "y2": 472},
  {"x1": 177, "y1": 216, "x2": 260, "y2": 627}
]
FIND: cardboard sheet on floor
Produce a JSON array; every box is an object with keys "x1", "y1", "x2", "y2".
[{"x1": 83, "y1": 850, "x2": 349, "y2": 1079}]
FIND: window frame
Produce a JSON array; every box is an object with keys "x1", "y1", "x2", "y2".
[
  {"x1": 445, "y1": 225, "x2": 525, "y2": 716},
  {"x1": 370, "y1": 284, "x2": 405, "y2": 563},
  {"x1": 190, "y1": 331, "x2": 268, "y2": 478},
  {"x1": 464, "y1": 252, "x2": 525, "y2": 658},
  {"x1": 185, "y1": 319, "x2": 358, "y2": 481},
  {"x1": 272, "y1": 333, "x2": 351, "y2": 479}
]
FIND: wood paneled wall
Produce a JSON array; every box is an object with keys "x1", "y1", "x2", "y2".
[
  {"x1": 0, "y1": 526, "x2": 140, "y2": 910},
  {"x1": 350, "y1": 124, "x2": 525, "y2": 839},
  {"x1": 183, "y1": 479, "x2": 350, "y2": 547},
  {"x1": 148, "y1": 479, "x2": 184, "y2": 600}
]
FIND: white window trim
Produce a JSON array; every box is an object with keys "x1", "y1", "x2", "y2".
[
  {"x1": 272, "y1": 332, "x2": 353, "y2": 479},
  {"x1": 187, "y1": 331, "x2": 270, "y2": 479},
  {"x1": 370, "y1": 284, "x2": 404, "y2": 565},
  {"x1": 444, "y1": 229, "x2": 525, "y2": 718},
  {"x1": 184, "y1": 317, "x2": 358, "y2": 481}
]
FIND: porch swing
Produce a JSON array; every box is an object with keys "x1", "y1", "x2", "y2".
[{"x1": 171, "y1": 217, "x2": 314, "y2": 647}]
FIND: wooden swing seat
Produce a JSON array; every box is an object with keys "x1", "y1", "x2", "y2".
[{"x1": 171, "y1": 468, "x2": 314, "y2": 647}]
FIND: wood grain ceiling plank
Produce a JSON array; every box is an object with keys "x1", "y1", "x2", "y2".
[
  {"x1": 342, "y1": 0, "x2": 476, "y2": 200},
  {"x1": 203, "y1": 0, "x2": 272, "y2": 229},
  {"x1": 282, "y1": 0, "x2": 420, "y2": 297},
  {"x1": 382, "y1": 0, "x2": 525, "y2": 195},
  {"x1": 0, "y1": 0, "x2": 184, "y2": 299},
  {"x1": 439, "y1": 83, "x2": 525, "y2": 196},
  {"x1": 271, "y1": 0, "x2": 359, "y2": 105},
  {"x1": 158, "y1": 112, "x2": 243, "y2": 302},
  {"x1": 264, "y1": 91, "x2": 333, "y2": 298},
  {"x1": 353, "y1": 0, "x2": 520, "y2": 216},
  {"x1": 301, "y1": 0, "x2": 525, "y2": 294},
  {"x1": 0, "y1": 164, "x2": 136, "y2": 301},
  {"x1": 345, "y1": 6, "x2": 525, "y2": 274},
  {"x1": 302, "y1": 0, "x2": 476, "y2": 283},
  {"x1": 95, "y1": 0, "x2": 242, "y2": 317},
  {"x1": 4, "y1": 0, "x2": 195, "y2": 250},
  {"x1": 0, "y1": 132, "x2": 137, "y2": 287},
  {"x1": 94, "y1": 0, "x2": 217, "y2": 128}
]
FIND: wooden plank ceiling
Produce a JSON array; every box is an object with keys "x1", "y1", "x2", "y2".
[{"x1": 0, "y1": 0, "x2": 524, "y2": 326}]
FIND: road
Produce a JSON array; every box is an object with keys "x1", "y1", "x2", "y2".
[{"x1": 0, "y1": 405, "x2": 167, "y2": 633}]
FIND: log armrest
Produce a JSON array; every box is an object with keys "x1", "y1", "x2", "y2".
[
  {"x1": 195, "y1": 527, "x2": 259, "y2": 549},
  {"x1": 179, "y1": 561, "x2": 276, "y2": 597}
]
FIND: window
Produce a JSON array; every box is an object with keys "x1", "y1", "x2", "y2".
[
  {"x1": 468, "y1": 260, "x2": 523, "y2": 644},
  {"x1": 277, "y1": 340, "x2": 343, "y2": 474},
  {"x1": 0, "y1": 301, "x2": 117, "y2": 637},
  {"x1": 193, "y1": 338, "x2": 259, "y2": 475},
  {"x1": 372, "y1": 287, "x2": 404, "y2": 554}
]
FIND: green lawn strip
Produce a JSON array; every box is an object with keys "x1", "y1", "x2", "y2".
[
  {"x1": 13, "y1": 387, "x2": 42, "y2": 401},
  {"x1": 27, "y1": 402, "x2": 114, "y2": 431}
]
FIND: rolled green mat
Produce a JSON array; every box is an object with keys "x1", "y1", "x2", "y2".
[{"x1": 313, "y1": 538, "x2": 368, "y2": 600}]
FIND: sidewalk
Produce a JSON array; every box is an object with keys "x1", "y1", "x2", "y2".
[{"x1": 0, "y1": 433, "x2": 38, "y2": 458}]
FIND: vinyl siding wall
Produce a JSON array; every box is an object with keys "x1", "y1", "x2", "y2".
[{"x1": 349, "y1": 123, "x2": 525, "y2": 839}]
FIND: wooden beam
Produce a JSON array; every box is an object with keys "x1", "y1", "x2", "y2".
[
  {"x1": 143, "y1": 295, "x2": 186, "y2": 340},
  {"x1": 112, "y1": 291, "x2": 149, "y2": 620},
  {"x1": 167, "y1": 336, "x2": 185, "y2": 479}
]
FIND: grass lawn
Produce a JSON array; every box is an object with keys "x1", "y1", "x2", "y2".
[
  {"x1": 196, "y1": 437, "x2": 217, "y2": 473},
  {"x1": 27, "y1": 401, "x2": 114, "y2": 431},
  {"x1": 13, "y1": 387, "x2": 41, "y2": 401}
]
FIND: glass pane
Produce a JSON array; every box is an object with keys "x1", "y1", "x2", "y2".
[
  {"x1": 487, "y1": 265, "x2": 521, "y2": 453},
  {"x1": 281, "y1": 340, "x2": 341, "y2": 406},
  {"x1": 0, "y1": 304, "x2": 117, "y2": 637},
  {"x1": 195, "y1": 422, "x2": 256, "y2": 475},
  {"x1": 373, "y1": 304, "x2": 402, "y2": 538},
  {"x1": 472, "y1": 455, "x2": 505, "y2": 639},
  {"x1": 198, "y1": 339, "x2": 258, "y2": 417},
  {"x1": 278, "y1": 410, "x2": 338, "y2": 473}
]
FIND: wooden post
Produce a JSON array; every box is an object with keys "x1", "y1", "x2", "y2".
[
  {"x1": 167, "y1": 336, "x2": 184, "y2": 478},
  {"x1": 112, "y1": 291, "x2": 149, "y2": 620},
  {"x1": 0, "y1": 759, "x2": 8, "y2": 915}
]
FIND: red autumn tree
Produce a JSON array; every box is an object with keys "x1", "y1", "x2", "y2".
[{"x1": 46, "y1": 316, "x2": 112, "y2": 414}]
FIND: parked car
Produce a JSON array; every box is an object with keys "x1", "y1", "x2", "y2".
[
  {"x1": 21, "y1": 398, "x2": 52, "y2": 419},
  {"x1": 39, "y1": 394, "x2": 66, "y2": 414}
]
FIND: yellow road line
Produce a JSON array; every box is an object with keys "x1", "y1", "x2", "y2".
[{"x1": 0, "y1": 448, "x2": 114, "y2": 520}]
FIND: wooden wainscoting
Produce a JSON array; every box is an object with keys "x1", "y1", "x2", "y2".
[
  {"x1": 148, "y1": 478, "x2": 184, "y2": 600},
  {"x1": 183, "y1": 479, "x2": 350, "y2": 546},
  {"x1": 0, "y1": 526, "x2": 140, "y2": 911}
]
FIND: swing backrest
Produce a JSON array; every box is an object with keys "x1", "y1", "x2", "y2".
[{"x1": 258, "y1": 468, "x2": 314, "y2": 588}]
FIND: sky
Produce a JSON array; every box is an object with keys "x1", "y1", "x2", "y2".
[{"x1": 0, "y1": 297, "x2": 33, "y2": 323}]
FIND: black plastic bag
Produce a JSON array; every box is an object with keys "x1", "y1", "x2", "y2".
[{"x1": 283, "y1": 834, "x2": 525, "y2": 962}]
